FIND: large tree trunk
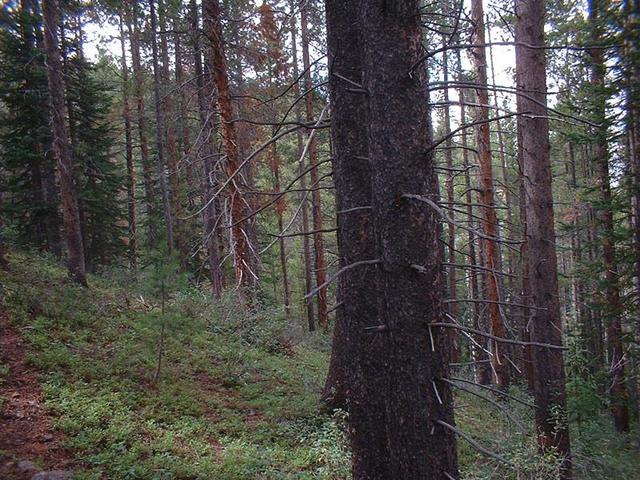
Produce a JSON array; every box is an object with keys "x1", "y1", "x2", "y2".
[
  {"x1": 322, "y1": 0, "x2": 374, "y2": 413},
  {"x1": 119, "y1": 13, "x2": 137, "y2": 271},
  {"x1": 325, "y1": 1, "x2": 459, "y2": 477},
  {"x1": 515, "y1": 0, "x2": 572, "y2": 473},
  {"x1": 289, "y1": 1, "x2": 315, "y2": 330},
  {"x1": 42, "y1": 0, "x2": 86, "y2": 286},
  {"x1": 203, "y1": 0, "x2": 256, "y2": 292},
  {"x1": 300, "y1": 3, "x2": 328, "y2": 330},
  {"x1": 588, "y1": 0, "x2": 630, "y2": 434},
  {"x1": 191, "y1": 0, "x2": 224, "y2": 296},
  {"x1": 470, "y1": 0, "x2": 509, "y2": 388}
]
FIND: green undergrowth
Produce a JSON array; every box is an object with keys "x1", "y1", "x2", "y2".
[{"x1": 0, "y1": 251, "x2": 638, "y2": 479}]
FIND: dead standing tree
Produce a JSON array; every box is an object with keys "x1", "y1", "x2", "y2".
[{"x1": 203, "y1": 0, "x2": 257, "y2": 292}]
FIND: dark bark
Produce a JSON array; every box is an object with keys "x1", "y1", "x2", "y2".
[
  {"x1": 301, "y1": 3, "x2": 328, "y2": 331},
  {"x1": 42, "y1": 0, "x2": 86, "y2": 286},
  {"x1": 515, "y1": 0, "x2": 572, "y2": 473},
  {"x1": 325, "y1": 1, "x2": 459, "y2": 477},
  {"x1": 322, "y1": 0, "x2": 374, "y2": 413}
]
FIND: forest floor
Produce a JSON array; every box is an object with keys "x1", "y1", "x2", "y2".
[
  {"x1": 0, "y1": 250, "x2": 638, "y2": 479},
  {"x1": 0, "y1": 306, "x2": 73, "y2": 479}
]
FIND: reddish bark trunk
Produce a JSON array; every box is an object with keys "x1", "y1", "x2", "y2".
[
  {"x1": 42, "y1": 0, "x2": 86, "y2": 286},
  {"x1": 191, "y1": 0, "x2": 224, "y2": 296},
  {"x1": 470, "y1": 0, "x2": 509, "y2": 388},
  {"x1": 203, "y1": 0, "x2": 256, "y2": 291}
]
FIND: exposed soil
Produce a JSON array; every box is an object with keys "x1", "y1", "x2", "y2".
[{"x1": 0, "y1": 308, "x2": 73, "y2": 479}]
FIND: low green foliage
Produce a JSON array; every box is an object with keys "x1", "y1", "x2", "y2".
[{"x1": 0, "y1": 250, "x2": 638, "y2": 479}]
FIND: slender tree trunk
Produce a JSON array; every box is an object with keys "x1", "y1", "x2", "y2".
[
  {"x1": 471, "y1": 0, "x2": 509, "y2": 388},
  {"x1": 203, "y1": 0, "x2": 256, "y2": 291},
  {"x1": 191, "y1": 0, "x2": 224, "y2": 296},
  {"x1": 289, "y1": 2, "x2": 315, "y2": 330},
  {"x1": 442, "y1": 35, "x2": 459, "y2": 363},
  {"x1": 487, "y1": 24, "x2": 515, "y2": 294},
  {"x1": 149, "y1": 0, "x2": 175, "y2": 255},
  {"x1": 326, "y1": 1, "x2": 459, "y2": 476},
  {"x1": 588, "y1": 0, "x2": 630, "y2": 434},
  {"x1": 174, "y1": 15, "x2": 196, "y2": 269},
  {"x1": 42, "y1": 0, "x2": 86, "y2": 286},
  {"x1": 300, "y1": 3, "x2": 328, "y2": 330},
  {"x1": 126, "y1": 0, "x2": 156, "y2": 244},
  {"x1": 515, "y1": 0, "x2": 572, "y2": 473},
  {"x1": 158, "y1": 0, "x2": 187, "y2": 266},
  {"x1": 459, "y1": 84, "x2": 492, "y2": 385},
  {"x1": 270, "y1": 125, "x2": 292, "y2": 316},
  {"x1": 119, "y1": 14, "x2": 137, "y2": 271}
]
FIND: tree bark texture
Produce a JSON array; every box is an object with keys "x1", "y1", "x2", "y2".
[
  {"x1": 470, "y1": 0, "x2": 509, "y2": 388},
  {"x1": 325, "y1": 1, "x2": 460, "y2": 477},
  {"x1": 515, "y1": 0, "x2": 572, "y2": 473},
  {"x1": 42, "y1": 0, "x2": 86, "y2": 286}
]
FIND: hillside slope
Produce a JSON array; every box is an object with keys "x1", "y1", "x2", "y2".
[{"x1": 0, "y1": 251, "x2": 637, "y2": 479}]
